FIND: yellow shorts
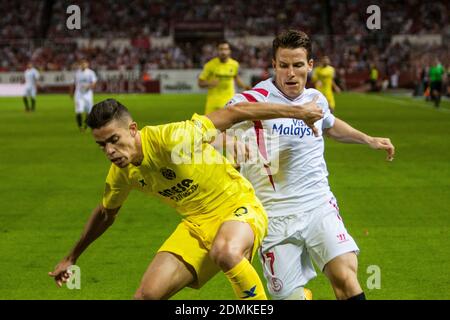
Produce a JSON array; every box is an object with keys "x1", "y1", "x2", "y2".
[{"x1": 158, "y1": 200, "x2": 268, "y2": 289}]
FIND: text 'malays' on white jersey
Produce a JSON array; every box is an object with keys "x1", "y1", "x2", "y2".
[
  {"x1": 75, "y1": 68, "x2": 97, "y2": 95},
  {"x1": 226, "y1": 78, "x2": 336, "y2": 216},
  {"x1": 24, "y1": 68, "x2": 40, "y2": 88}
]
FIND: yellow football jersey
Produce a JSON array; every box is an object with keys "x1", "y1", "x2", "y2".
[
  {"x1": 199, "y1": 57, "x2": 239, "y2": 113},
  {"x1": 312, "y1": 65, "x2": 336, "y2": 108},
  {"x1": 102, "y1": 114, "x2": 257, "y2": 221},
  {"x1": 312, "y1": 65, "x2": 335, "y2": 94}
]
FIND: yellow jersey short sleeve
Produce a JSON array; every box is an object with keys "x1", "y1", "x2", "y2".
[
  {"x1": 102, "y1": 165, "x2": 132, "y2": 209},
  {"x1": 190, "y1": 113, "x2": 218, "y2": 143},
  {"x1": 198, "y1": 61, "x2": 213, "y2": 81},
  {"x1": 151, "y1": 113, "x2": 219, "y2": 154}
]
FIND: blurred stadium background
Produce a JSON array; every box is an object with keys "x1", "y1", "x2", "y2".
[
  {"x1": 0, "y1": 0, "x2": 449, "y2": 300},
  {"x1": 1, "y1": 0, "x2": 449, "y2": 95}
]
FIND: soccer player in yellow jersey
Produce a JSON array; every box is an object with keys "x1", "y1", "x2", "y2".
[
  {"x1": 48, "y1": 98, "x2": 323, "y2": 300},
  {"x1": 312, "y1": 56, "x2": 341, "y2": 113},
  {"x1": 198, "y1": 41, "x2": 251, "y2": 114}
]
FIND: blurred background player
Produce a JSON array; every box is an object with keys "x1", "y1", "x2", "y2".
[
  {"x1": 312, "y1": 56, "x2": 341, "y2": 113},
  {"x1": 198, "y1": 41, "x2": 251, "y2": 114},
  {"x1": 23, "y1": 62, "x2": 40, "y2": 112},
  {"x1": 429, "y1": 57, "x2": 445, "y2": 108},
  {"x1": 70, "y1": 59, "x2": 97, "y2": 132},
  {"x1": 369, "y1": 64, "x2": 379, "y2": 92}
]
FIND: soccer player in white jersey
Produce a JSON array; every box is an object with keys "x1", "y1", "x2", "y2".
[
  {"x1": 225, "y1": 30, "x2": 395, "y2": 300},
  {"x1": 23, "y1": 62, "x2": 40, "y2": 112},
  {"x1": 71, "y1": 59, "x2": 97, "y2": 132}
]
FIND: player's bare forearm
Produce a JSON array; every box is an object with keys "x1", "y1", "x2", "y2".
[
  {"x1": 332, "y1": 81, "x2": 341, "y2": 93},
  {"x1": 235, "y1": 76, "x2": 251, "y2": 90},
  {"x1": 326, "y1": 118, "x2": 395, "y2": 160},
  {"x1": 207, "y1": 103, "x2": 293, "y2": 131},
  {"x1": 198, "y1": 79, "x2": 217, "y2": 89},
  {"x1": 325, "y1": 118, "x2": 372, "y2": 144},
  {"x1": 198, "y1": 79, "x2": 208, "y2": 88},
  {"x1": 65, "y1": 204, "x2": 119, "y2": 262},
  {"x1": 206, "y1": 98, "x2": 323, "y2": 133},
  {"x1": 49, "y1": 204, "x2": 119, "y2": 287}
]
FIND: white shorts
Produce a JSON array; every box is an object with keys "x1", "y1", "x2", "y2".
[
  {"x1": 259, "y1": 197, "x2": 359, "y2": 299},
  {"x1": 24, "y1": 86, "x2": 36, "y2": 98},
  {"x1": 75, "y1": 92, "x2": 94, "y2": 114}
]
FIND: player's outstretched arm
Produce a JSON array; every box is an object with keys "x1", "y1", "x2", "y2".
[
  {"x1": 325, "y1": 117, "x2": 395, "y2": 161},
  {"x1": 198, "y1": 78, "x2": 219, "y2": 89},
  {"x1": 235, "y1": 75, "x2": 251, "y2": 90},
  {"x1": 332, "y1": 80, "x2": 342, "y2": 93},
  {"x1": 89, "y1": 81, "x2": 97, "y2": 90},
  {"x1": 207, "y1": 96, "x2": 323, "y2": 135},
  {"x1": 48, "y1": 204, "x2": 120, "y2": 287}
]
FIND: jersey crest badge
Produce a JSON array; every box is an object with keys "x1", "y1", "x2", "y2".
[{"x1": 160, "y1": 167, "x2": 176, "y2": 180}]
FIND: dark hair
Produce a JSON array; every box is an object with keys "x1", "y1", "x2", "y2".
[
  {"x1": 86, "y1": 98, "x2": 131, "y2": 129},
  {"x1": 272, "y1": 30, "x2": 312, "y2": 60},
  {"x1": 217, "y1": 40, "x2": 230, "y2": 48}
]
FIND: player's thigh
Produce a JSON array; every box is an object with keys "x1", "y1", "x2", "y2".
[
  {"x1": 259, "y1": 242, "x2": 316, "y2": 299},
  {"x1": 158, "y1": 221, "x2": 220, "y2": 290},
  {"x1": 212, "y1": 203, "x2": 268, "y2": 261},
  {"x1": 305, "y1": 201, "x2": 359, "y2": 272},
  {"x1": 323, "y1": 251, "x2": 358, "y2": 282},
  {"x1": 31, "y1": 87, "x2": 37, "y2": 98},
  {"x1": 135, "y1": 251, "x2": 195, "y2": 300}
]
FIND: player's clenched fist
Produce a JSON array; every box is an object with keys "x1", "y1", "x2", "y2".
[
  {"x1": 294, "y1": 95, "x2": 324, "y2": 137},
  {"x1": 368, "y1": 137, "x2": 395, "y2": 161}
]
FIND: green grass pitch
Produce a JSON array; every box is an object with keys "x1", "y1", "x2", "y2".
[{"x1": 0, "y1": 92, "x2": 449, "y2": 300}]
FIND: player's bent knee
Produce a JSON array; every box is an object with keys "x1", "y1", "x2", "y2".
[
  {"x1": 210, "y1": 241, "x2": 244, "y2": 270},
  {"x1": 135, "y1": 285, "x2": 165, "y2": 300},
  {"x1": 134, "y1": 288, "x2": 144, "y2": 300}
]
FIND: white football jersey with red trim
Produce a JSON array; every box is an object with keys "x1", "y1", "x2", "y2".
[{"x1": 226, "y1": 79, "x2": 336, "y2": 216}]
